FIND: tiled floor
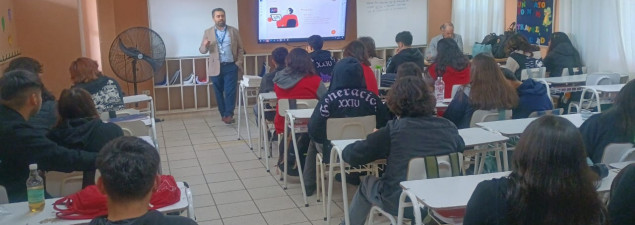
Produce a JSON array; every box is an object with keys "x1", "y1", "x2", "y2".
[{"x1": 156, "y1": 109, "x2": 394, "y2": 225}]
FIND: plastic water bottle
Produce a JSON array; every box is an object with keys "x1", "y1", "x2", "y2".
[
  {"x1": 434, "y1": 77, "x2": 445, "y2": 103},
  {"x1": 26, "y1": 163, "x2": 45, "y2": 212}
]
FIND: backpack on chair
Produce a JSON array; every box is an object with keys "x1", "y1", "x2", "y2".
[
  {"x1": 492, "y1": 22, "x2": 517, "y2": 58},
  {"x1": 277, "y1": 133, "x2": 310, "y2": 176}
]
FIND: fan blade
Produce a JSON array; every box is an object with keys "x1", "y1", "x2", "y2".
[
  {"x1": 118, "y1": 38, "x2": 143, "y2": 58},
  {"x1": 140, "y1": 54, "x2": 162, "y2": 72}
]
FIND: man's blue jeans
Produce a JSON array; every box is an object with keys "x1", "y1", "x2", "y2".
[{"x1": 211, "y1": 63, "x2": 238, "y2": 118}]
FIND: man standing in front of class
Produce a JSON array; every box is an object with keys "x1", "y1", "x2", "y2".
[{"x1": 200, "y1": 8, "x2": 244, "y2": 124}]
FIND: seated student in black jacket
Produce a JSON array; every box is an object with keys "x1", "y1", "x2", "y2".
[
  {"x1": 543, "y1": 32, "x2": 584, "y2": 77},
  {"x1": 0, "y1": 70, "x2": 97, "y2": 203},
  {"x1": 4, "y1": 57, "x2": 57, "y2": 135},
  {"x1": 579, "y1": 79, "x2": 635, "y2": 163},
  {"x1": 90, "y1": 137, "x2": 197, "y2": 225},
  {"x1": 307, "y1": 35, "x2": 337, "y2": 82},
  {"x1": 609, "y1": 163, "x2": 635, "y2": 225},
  {"x1": 443, "y1": 54, "x2": 518, "y2": 128},
  {"x1": 304, "y1": 57, "x2": 389, "y2": 195},
  {"x1": 254, "y1": 47, "x2": 288, "y2": 122},
  {"x1": 340, "y1": 76, "x2": 465, "y2": 225},
  {"x1": 48, "y1": 88, "x2": 123, "y2": 187},
  {"x1": 385, "y1": 31, "x2": 425, "y2": 74},
  {"x1": 464, "y1": 116, "x2": 607, "y2": 225}
]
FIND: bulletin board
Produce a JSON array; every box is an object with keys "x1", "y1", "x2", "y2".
[
  {"x1": 0, "y1": 0, "x2": 20, "y2": 67},
  {"x1": 516, "y1": 0, "x2": 554, "y2": 46}
]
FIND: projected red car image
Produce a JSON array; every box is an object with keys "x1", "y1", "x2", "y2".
[{"x1": 269, "y1": 7, "x2": 298, "y2": 28}]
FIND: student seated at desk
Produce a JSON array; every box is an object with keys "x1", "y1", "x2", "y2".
[
  {"x1": 340, "y1": 76, "x2": 465, "y2": 225},
  {"x1": 48, "y1": 88, "x2": 123, "y2": 187},
  {"x1": 70, "y1": 57, "x2": 125, "y2": 114},
  {"x1": 303, "y1": 58, "x2": 389, "y2": 195},
  {"x1": 5, "y1": 57, "x2": 57, "y2": 135},
  {"x1": 543, "y1": 32, "x2": 584, "y2": 77},
  {"x1": 273, "y1": 48, "x2": 327, "y2": 135},
  {"x1": 609, "y1": 163, "x2": 635, "y2": 225},
  {"x1": 0, "y1": 70, "x2": 97, "y2": 203},
  {"x1": 428, "y1": 38, "x2": 471, "y2": 98},
  {"x1": 342, "y1": 40, "x2": 379, "y2": 95},
  {"x1": 379, "y1": 62, "x2": 423, "y2": 89},
  {"x1": 464, "y1": 115, "x2": 607, "y2": 225},
  {"x1": 307, "y1": 35, "x2": 337, "y2": 82},
  {"x1": 358, "y1": 36, "x2": 385, "y2": 70},
  {"x1": 385, "y1": 31, "x2": 425, "y2": 74},
  {"x1": 90, "y1": 136, "x2": 197, "y2": 225},
  {"x1": 443, "y1": 54, "x2": 518, "y2": 128},
  {"x1": 254, "y1": 47, "x2": 288, "y2": 122},
  {"x1": 501, "y1": 68, "x2": 553, "y2": 119},
  {"x1": 579, "y1": 79, "x2": 635, "y2": 163},
  {"x1": 503, "y1": 34, "x2": 543, "y2": 80}
]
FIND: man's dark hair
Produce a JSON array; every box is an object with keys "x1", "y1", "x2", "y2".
[
  {"x1": 271, "y1": 47, "x2": 289, "y2": 67},
  {"x1": 386, "y1": 76, "x2": 435, "y2": 117},
  {"x1": 212, "y1": 8, "x2": 225, "y2": 16},
  {"x1": 395, "y1": 31, "x2": 413, "y2": 46},
  {"x1": 96, "y1": 136, "x2": 160, "y2": 202},
  {"x1": 0, "y1": 69, "x2": 43, "y2": 108},
  {"x1": 5, "y1": 57, "x2": 43, "y2": 74},
  {"x1": 396, "y1": 62, "x2": 422, "y2": 79},
  {"x1": 307, "y1": 35, "x2": 324, "y2": 50},
  {"x1": 4, "y1": 57, "x2": 55, "y2": 101}
]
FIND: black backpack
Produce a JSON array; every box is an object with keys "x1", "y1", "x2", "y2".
[
  {"x1": 492, "y1": 22, "x2": 517, "y2": 58},
  {"x1": 277, "y1": 133, "x2": 310, "y2": 176},
  {"x1": 481, "y1": 33, "x2": 499, "y2": 46}
]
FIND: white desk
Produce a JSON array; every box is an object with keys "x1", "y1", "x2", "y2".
[
  {"x1": 476, "y1": 114, "x2": 591, "y2": 136},
  {"x1": 435, "y1": 99, "x2": 452, "y2": 108},
  {"x1": 326, "y1": 129, "x2": 509, "y2": 225},
  {"x1": 282, "y1": 108, "x2": 314, "y2": 208},
  {"x1": 0, "y1": 182, "x2": 192, "y2": 225},
  {"x1": 237, "y1": 80, "x2": 261, "y2": 150},
  {"x1": 539, "y1": 75, "x2": 587, "y2": 84},
  {"x1": 539, "y1": 74, "x2": 628, "y2": 85},
  {"x1": 122, "y1": 95, "x2": 158, "y2": 150},
  {"x1": 459, "y1": 128, "x2": 510, "y2": 174},
  {"x1": 398, "y1": 169, "x2": 618, "y2": 225},
  {"x1": 326, "y1": 139, "x2": 360, "y2": 225},
  {"x1": 609, "y1": 161, "x2": 634, "y2": 170},
  {"x1": 257, "y1": 92, "x2": 277, "y2": 172}
]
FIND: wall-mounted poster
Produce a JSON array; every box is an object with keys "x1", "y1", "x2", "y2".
[{"x1": 516, "y1": 0, "x2": 554, "y2": 46}]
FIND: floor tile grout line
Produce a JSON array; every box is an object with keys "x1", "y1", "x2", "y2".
[{"x1": 183, "y1": 115, "x2": 223, "y2": 222}]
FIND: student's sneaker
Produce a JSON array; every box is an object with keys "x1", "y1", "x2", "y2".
[{"x1": 183, "y1": 73, "x2": 195, "y2": 85}]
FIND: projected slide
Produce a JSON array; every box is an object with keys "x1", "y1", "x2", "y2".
[{"x1": 258, "y1": 0, "x2": 348, "y2": 43}]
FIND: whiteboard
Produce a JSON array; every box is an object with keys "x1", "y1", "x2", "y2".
[
  {"x1": 356, "y1": 0, "x2": 428, "y2": 48},
  {"x1": 148, "y1": 0, "x2": 239, "y2": 58}
]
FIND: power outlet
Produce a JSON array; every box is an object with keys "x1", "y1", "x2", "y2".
[{"x1": 141, "y1": 90, "x2": 151, "y2": 96}]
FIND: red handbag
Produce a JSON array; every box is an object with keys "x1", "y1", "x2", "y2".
[{"x1": 53, "y1": 175, "x2": 181, "y2": 220}]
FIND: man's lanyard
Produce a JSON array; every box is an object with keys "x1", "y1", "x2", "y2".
[{"x1": 215, "y1": 27, "x2": 227, "y2": 47}]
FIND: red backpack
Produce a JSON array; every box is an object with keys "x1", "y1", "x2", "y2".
[{"x1": 53, "y1": 175, "x2": 180, "y2": 220}]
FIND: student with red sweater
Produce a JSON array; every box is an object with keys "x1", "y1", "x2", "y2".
[
  {"x1": 428, "y1": 38, "x2": 470, "y2": 98},
  {"x1": 342, "y1": 40, "x2": 379, "y2": 95},
  {"x1": 273, "y1": 48, "x2": 327, "y2": 134}
]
